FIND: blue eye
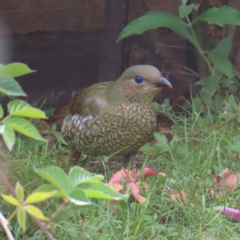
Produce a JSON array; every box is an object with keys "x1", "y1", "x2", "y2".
[{"x1": 134, "y1": 76, "x2": 143, "y2": 84}]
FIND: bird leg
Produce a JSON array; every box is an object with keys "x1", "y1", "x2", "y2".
[
  {"x1": 123, "y1": 153, "x2": 137, "y2": 172},
  {"x1": 68, "y1": 149, "x2": 91, "y2": 167},
  {"x1": 68, "y1": 148, "x2": 81, "y2": 165}
]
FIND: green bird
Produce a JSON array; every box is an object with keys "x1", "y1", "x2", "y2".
[{"x1": 61, "y1": 65, "x2": 172, "y2": 165}]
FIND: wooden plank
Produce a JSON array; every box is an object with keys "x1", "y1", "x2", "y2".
[{"x1": 98, "y1": 0, "x2": 129, "y2": 82}]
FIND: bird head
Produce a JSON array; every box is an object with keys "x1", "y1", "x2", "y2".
[{"x1": 110, "y1": 65, "x2": 172, "y2": 103}]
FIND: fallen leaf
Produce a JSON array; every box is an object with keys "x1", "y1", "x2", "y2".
[
  {"x1": 215, "y1": 206, "x2": 240, "y2": 221},
  {"x1": 108, "y1": 167, "x2": 165, "y2": 204},
  {"x1": 128, "y1": 182, "x2": 146, "y2": 203},
  {"x1": 209, "y1": 168, "x2": 240, "y2": 198},
  {"x1": 136, "y1": 167, "x2": 165, "y2": 178},
  {"x1": 163, "y1": 187, "x2": 187, "y2": 203},
  {"x1": 109, "y1": 183, "x2": 123, "y2": 192}
]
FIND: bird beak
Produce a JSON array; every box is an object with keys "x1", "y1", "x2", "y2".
[{"x1": 157, "y1": 77, "x2": 172, "y2": 89}]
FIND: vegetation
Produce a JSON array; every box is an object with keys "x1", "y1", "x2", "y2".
[{"x1": 1, "y1": 1, "x2": 240, "y2": 239}]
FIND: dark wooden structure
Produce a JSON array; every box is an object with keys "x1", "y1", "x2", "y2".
[{"x1": 99, "y1": 0, "x2": 129, "y2": 82}]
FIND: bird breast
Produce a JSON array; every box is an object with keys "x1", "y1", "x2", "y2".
[{"x1": 62, "y1": 101, "x2": 157, "y2": 156}]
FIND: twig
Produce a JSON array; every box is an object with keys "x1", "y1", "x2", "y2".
[
  {"x1": 45, "y1": 199, "x2": 68, "y2": 226},
  {"x1": 33, "y1": 218, "x2": 55, "y2": 240},
  {"x1": 0, "y1": 212, "x2": 15, "y2": 240},
  {"x1": 0, "y1": 170, "x2": 16, "y2": 195}
]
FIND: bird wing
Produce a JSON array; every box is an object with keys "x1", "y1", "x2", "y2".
[{"x1": 69, "y1": 82, "x2": 113, "y2": 116}]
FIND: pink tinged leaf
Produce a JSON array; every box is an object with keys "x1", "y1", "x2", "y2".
[
  {"x1": 136, "y1": 167, "x2": 166, "y2": 179},
  {"x1": 128, "y1": 182, "x2": 146, "y2": 203},
  {"x1": 109, "y1": 183, "x2": 123, "y2": 192},
  {"x1": 215, "y1": 206, "x2": 240, "y2": 221},
  {"x1": 108, "y1": 170, "x2": 127, "y2": 185},
  {"x1": 108, "y1": 168, "x2": 135, "y2": 185}
]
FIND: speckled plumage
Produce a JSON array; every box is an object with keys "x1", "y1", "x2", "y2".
[{"x1": 61, "y1": 65, "x2": 172, "y2": 164}]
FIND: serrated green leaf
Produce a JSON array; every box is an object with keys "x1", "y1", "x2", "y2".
[
  {"x1": 78, "y1": 182, "x2": 126, "y2": 200},
  {"x1": 195, "y1": 75, "x2": 220, "y2": 97},
  {"x1": 0, "y1": 105, "x2": 3, "y2": 119},
  {"x1": 179, "y1": 4, "x2": 195, "y2": 18},
  {"x1": 117, "y1": 11, "x2": 196, "y2": 46},
  {"x1": 194, "y1": 6, "x2": 240, "y2": 26},
  {"x1": 2, "y1": 125, "x2": 15, "y2": 151},
  {"x1": 0, "y1": 76, "x2": 26, "y2": 96},
  {"x1": 1, "y1": 194, "x2": 19, "y2": 206},
  {"x1": 68, "y1": 188, "x2": 91, "y2": 205},
  {"x1": 34, "y1": 184, "x2": 65, "y2": 198},
  {"x1": 35, "y1": 167, "x2": 70, "y2": 192},
  {"x1": 8, "y1": 100, "x2": 47, "y2": 119},
  {"x1": 154, "y1": 133, "x2": 169, "y2": 150},
  {"x1": 26, "y1": 191, "x2": 57, "y2": 204},
  {"x1": 4, "y1": 116, "x2": 46, "y2": 141},
  {"x1": 69, "y1": 167, "x2": 104, "y2": 188},
  {"x1": 16, "y1": 182, "x2": 24, "y2": 203},
  {"x1": 17, "y1": 208, "x2": 26, "y2": 232},
  {"x1": 215, "y1": 36, "x2": 233, "y2": 56},
  {"x1": 24, "y1": 205, "x2": 48, "y2": 221},
  {"x1": 207, "y1": 51, "x2": 233, "y2": 78},
  {"x1": 0, "y1": 63, "x2": 35, "y2": 78}
]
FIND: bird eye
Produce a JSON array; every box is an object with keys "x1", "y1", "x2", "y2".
[{"x1": 134, "y1": 76, "x2": 143, "y2": 84}]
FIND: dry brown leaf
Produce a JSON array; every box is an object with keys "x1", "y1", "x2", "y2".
[
  {"x1": 208, "y1": 168, "x2": 240, "y2": 198},
  {"x1": 163, "y1": 187, "x2": 187, "y2": 203}
]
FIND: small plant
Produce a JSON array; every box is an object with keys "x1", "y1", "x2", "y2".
[
  {"x1": 0, "y1": 63, "x2": 126, "y2": 239},
  {"x1": 117, "y1": 3, "x2": 240, "y2": 121}
]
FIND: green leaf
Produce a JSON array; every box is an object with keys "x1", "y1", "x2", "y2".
[
  {"x1": 69, "y1": 167, "x2": 104, "y2": 188},
  {"x1": 4, "y1": 116, "x2": 46, "y2": 141},
  {"x1": 8, "y1": 100, "x2": 47, "y2": 119},
  {"x1": 117, "y1": 11, "x2": 196, "y2": 46},
  {"x1": 0, "y1": 76, "x2": 26, "y2": 96},
  {"x1": 214, "y1": 94, "x2": 224, "y2": 110},
  {"x1": 199, "y1": 89, "x2": 213, "y2": 107},
  {"x1": 0, "y1": 63, "x2": 35, "y2": 78},
  {"x1": 78, "y1": 182, "x2": 126, "y2": 200},
  {"x1": 179, "y1": 4, "x2": 195, "y2": 18},
  {"x1": 2, "y1": 125, "x2": 15, "y2": 151},
  {"x1": 34, "y1": 184, "x2": 65, "y2": 198},
  {"x1": 16, "y1": 182, "x2": 24, "y2": 203},
  {"x1": 68, "y1": 188, "x2": 91, "y2": 205},
  {"x1": 24, "y1": 205, "x2": 48, "y2": 221},
  {"x1": 154, "y1": 133, "x2": 169, "y2": 150},
  {"x1": 0, "y1": 105, "x2": 3, "y2": 119},
  {"x1": 195, "y1": 74, "x2": 221, "y2": 97},
  {"x1": 215, "y1": 36, "x2": 233, "y2": 56},
  {"x1": 1, "y1": 194, "x2": 19, "y2": 206},
  {"x1": 229, "y1": 135, "x2": 240, "y2": 152},
  {"x1": 192, "y1": 96, "x2": 203, "y2": 113},
  {"x1": 207, "y1": 51, "x2": 233, "y2": 78},
  {"x1": 26, "y1": 191, "x2": 57, "y2": 204},
  {"x1": 194, "y1": 6, "x2": 240, "y2": 26},
  {"x1": 35, "y1": 167, "x2": 70, "y2": 192},
  {"x1": 139, "y1": 143, "x2": 159, "y2": 155},
  {"x1": 17, "y1": 208, "x2": 26, "y2": 232},
  {"x1": 219, "y1": 78, "x2": 234, "y2": 88}
]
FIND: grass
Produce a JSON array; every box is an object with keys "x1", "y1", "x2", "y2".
[{"x1": 1, "y1": 103, "x2": 240, "y2": 239}]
